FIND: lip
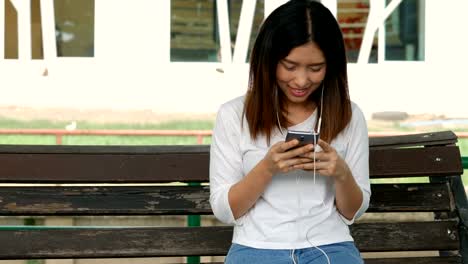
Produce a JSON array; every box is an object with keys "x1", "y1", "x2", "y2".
[{"x1": 289, "y1": 87, "x2": 309, "y2": 97}]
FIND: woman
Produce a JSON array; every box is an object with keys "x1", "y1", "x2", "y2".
[{"x1": 209, "y1": 1, "x2": 370, "y2": 263}]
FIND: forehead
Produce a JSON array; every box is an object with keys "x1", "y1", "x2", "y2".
[{"x1": 284, "y1": 42, "x2": 325, "y2": 63}]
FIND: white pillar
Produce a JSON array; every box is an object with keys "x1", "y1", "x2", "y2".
[
  {"x1": 358, "y1": 0, "x2": 402, "y2": 64},
  {"x1": 40, "y1": 0, "x2": 57, "y2": 60},
  {"x1": 375, "y1": 0, "x2": 385, "y2": 62},
  {"x1": 233, "y1": 0, "x2": 257, "y2": 63},
  {"x1": 216, "y1": 0, "x2": 232, "y2": 63}
]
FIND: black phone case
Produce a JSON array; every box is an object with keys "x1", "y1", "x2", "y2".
[{"x1": 285, "y1": 130, "x2": 320, "y2": 147}]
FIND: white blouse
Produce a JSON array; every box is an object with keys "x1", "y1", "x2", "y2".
[{"x1": 209, "y1": 95, "x2": 371, "y2": 249}]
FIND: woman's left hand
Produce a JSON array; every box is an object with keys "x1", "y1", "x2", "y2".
[{"x1": 293, "y1": 139, "x2": 351, "y2": 182}]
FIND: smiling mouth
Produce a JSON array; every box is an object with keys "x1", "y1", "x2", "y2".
[{"x1": 290, "y1": 88, "x2": 308, "y2": 97}]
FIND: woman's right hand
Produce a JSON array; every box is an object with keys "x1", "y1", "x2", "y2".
[{"x1": 262, "y1": 140, "x2": 315, "y2": 175}]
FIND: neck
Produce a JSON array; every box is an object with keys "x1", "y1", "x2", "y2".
[{"x1": 284, "y1": 101, "x2": 316, "y2": 127}]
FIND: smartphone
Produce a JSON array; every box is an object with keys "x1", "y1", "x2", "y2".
[{"x1": 285, "y1": 130, "x2": 320, "y2": 148}]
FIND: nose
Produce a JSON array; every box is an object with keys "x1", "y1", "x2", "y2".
[{"x1": 292, "y1": 70, "x2": 310, "y2": 88}]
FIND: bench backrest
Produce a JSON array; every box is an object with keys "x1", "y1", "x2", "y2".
[{"x1": 0, "y1": 130, "x2": 466, "y2": 263}]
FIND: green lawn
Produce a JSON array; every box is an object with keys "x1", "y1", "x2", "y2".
[
  {"x1": 0, "y1": 117, "x2": 214, "y2": 131},
  {"x1": 0, "y1": 118, "x2": 214, "y2": 145}
]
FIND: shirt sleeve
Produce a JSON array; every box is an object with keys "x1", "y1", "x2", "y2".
[
  {"x1": 339, "y1": 104, "x2": 371, "y2": 225},
  {"x1": 209, "y1": 102, "x2": 245, "y2": 225}
]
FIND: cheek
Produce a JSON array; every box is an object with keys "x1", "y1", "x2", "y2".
[
  {"x1": 276, "y1": 68, "x2": 293, "y2": 83},
  {"x1": 310, "y1": 74, "x2": 324, "y2": 83},
  {"x1": 309, "y1": 70, "x2": 326, "y2": 83},
  {"x1": 318, "y1": 68, "x2": 327, "y2": 81}
]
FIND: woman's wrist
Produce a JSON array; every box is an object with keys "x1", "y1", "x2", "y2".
[
  {"x1": 334, "y1": 165, "x2": 352, "y2": 183},
  {"x1": 258, "y1": 159, "x2": 275, "y2": 180}
]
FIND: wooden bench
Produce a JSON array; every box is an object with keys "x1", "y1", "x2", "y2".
[{"x1": 0, "y1": 130, "x2": 466, "y2": 263}]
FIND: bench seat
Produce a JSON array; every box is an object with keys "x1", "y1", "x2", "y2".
[{"x1": 0, "y1": 130, "x2": 466, "y2": 263}]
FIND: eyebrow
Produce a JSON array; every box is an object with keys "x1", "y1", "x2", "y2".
[{"x1": 282, "y1": 58, "x2": 326, "y2": 67}]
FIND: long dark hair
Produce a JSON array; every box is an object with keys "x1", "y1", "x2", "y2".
[{"x1": 243, "y1": 0, "x2": 351, "y2": 144}]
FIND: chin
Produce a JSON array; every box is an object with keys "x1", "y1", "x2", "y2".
[{"x1": 288, "y1": 96, "x2": 309, "y2": 104}]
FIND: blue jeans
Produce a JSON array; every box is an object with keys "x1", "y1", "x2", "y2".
[{"x1": 224, "y1": 242, "x2": 363, "y2": 264}]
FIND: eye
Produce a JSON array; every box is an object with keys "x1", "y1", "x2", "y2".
[
  {"x1": 309, "y1": 66, "x2": 323, "y2": 72},
  {"x1": 281, "y1": 61, "x2": 296, "y2": 71}
]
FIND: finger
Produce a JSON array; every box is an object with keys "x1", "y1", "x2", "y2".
[
  {"x1": 271, "y1": 140, "x2": 294, "y2": 154},
  {"x1": 280, "y1": 157, "x2": 313, "y2": 172},
  {"x1": 318, "y1": 139, "x2": 334, "y2": 153},
  {"x1": 280, "y1": 139, "x2": 300, "y2": 152},
  {"x1": 302, "y1": 151, "x2": 328, "y2": 161},
  {"x1": 295, "y1": 160, "x2": 335, "y2": 172},
  {"x1": 298, "y1": 145, "x2": 315, "y2": 157},
  {"x1": 316, "y1": 152, "x2": 334, "y2": 162},
  {"x1": 283, "y1": 144, "x2": 314, "y2": 159},
  {"x1": 294, "y1": 160, "x2": 328, "y2": 170},
  {"x1": 294, "y1": 157, "x2": 315, "y2": 164},
  {"x1": 298, "y1": 165, "x2": 333, "y2": 176}
]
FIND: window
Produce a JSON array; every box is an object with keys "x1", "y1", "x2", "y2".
[
  {"x1": 385, "y1": 0, "x2": 424, "y2": 61},
  {"x1": 54, "y1": 0, "x2": 95, "y2": 57},
  {"x1": 3, "y1": 0, "x2": 94, "y2": 59},
  {"x1": 337, "y1": 0, "x2": 424, "y2": 63},
  {"x1": 170, "y1": 0, "x2": 264, "y2": 62},
  {"x1": 338, "y1": 0, "x2": 370, "y2": 62}
]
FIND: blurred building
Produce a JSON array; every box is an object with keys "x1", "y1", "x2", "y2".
[{"x1": 0, "y1": 0, "x2": 467, "y2": 118}]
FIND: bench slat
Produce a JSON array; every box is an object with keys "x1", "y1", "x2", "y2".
[
  {"x1": 0, "y1": 152, "x2": 209, "y2": 183},
  {"x1": 353, "y1": 221, "x2": 459, "y2": 251},
  {"x1": 0, "y1": 131, "x2": 464, "y2": 261},
  {"x1": 0, "y1": 146, "x2": 461, "y2": 183},
  {"x1": 370, "y1": 146, "x2": 462, "y2": 178},
  {"x1": 368, "y1": 183, "x2": 452, "y2": 212},
  {"x1": 0, "y1": 183, "x2": 451, "y2": 215},
  {"x1": 0, "y1": 144, "x2": 209, "y2": 154},
  {"x1": 0, "y1": 185, "x2": 211, "y2": 215},
  {"x1": 369, "y1": 131, "x2": 457, "y2": 149},
  {"x1": 0, "y1": 221, "x2": 458, "y2": 259}
]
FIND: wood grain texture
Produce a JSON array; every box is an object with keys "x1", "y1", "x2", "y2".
[
  {"x1": 369, "y1": 131, "x2": 457, "y2": 149},
  {"x1": 0, "y1": 131, "x2": 464, "y2": 261},
  {"x1": 0, "y1": 183, "x2": 452, "y2": 215},
  {"x1": 352, "y1": 221, "x2": 459, "y2": 251},
  {"x1": 0, "y1": 145, "x2": 462, "y2": 182},
  {"x1": 0, "y1": 221, "x2": 458, "y2": 259},
  {"x1": 369, "y1": 146, "x2": 462, "y2": 178}
]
